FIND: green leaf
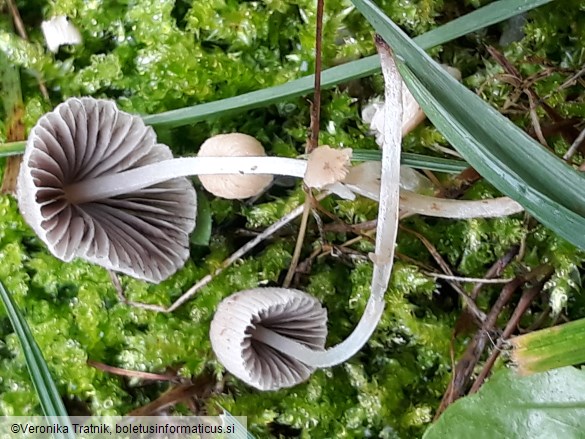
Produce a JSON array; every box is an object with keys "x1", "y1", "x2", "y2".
[
  {"x1": 353, "y1": 150, "x2": 469, "y2": 174},
  {"x1": 190, "y1": 190, "x2": 212, "y2": 246},
  {"x1": 0, "y1": 282, "x2": 74, "y2": 438},
  {"x1": 142, "y1": 0, "x2": 552, "y2": 129},
  {"x1": 510, "y1": 317, "x2": 585, "y2": 375},
  {"x1": 423, "y1": 367, "x2": 585, "y2": 439},
  {"x1": 351, "y1": 0, "x2": 585, "y2": 250},
  {"x1": 0, "y1": 140, "x2": 26, "y2": 157}
]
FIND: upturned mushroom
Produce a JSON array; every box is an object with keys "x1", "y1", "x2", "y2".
[
  {"x1": 17, "y1": 97, "x2": 354, "y2": 282},
  {"x1": 210, "y1": 288, "x2": 328, "y2": 390},
  {"x1": 17, "y1": 97, "x2": 196, "y2": 283}
]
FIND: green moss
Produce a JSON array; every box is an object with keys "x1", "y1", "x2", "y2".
[{"x1": 1, "y1": 0, "x2": 584, "y2": 437}]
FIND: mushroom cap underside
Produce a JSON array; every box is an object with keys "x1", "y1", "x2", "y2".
[
  {"x1": 17, "y1": 97, "x2": 196, "y2": 283},
  {"x1": 210, "y1": 287, "x2": 328, "y2": 391}
]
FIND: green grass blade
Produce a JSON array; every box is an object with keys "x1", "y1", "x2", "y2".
[
  {"x1": 190, "y1": 191, "x2": 212, "y2": 246},
  {"x1": 510, "y1": 318, "x2": 585, "y2": 375},
  {"x1": 413, "y1": 0, "x2": 553, "y2": 49},
  {"x1": 353, "y1": 150, "x2": 469, "y2": 173},
  {"x1": 0, "y1": 137, "x2": 470, "y2": 174},
  {"x1": 0, "y1": 140, "x2": 26, "y2": 157},
  {"x1": 400, "y1": 153, "x2": 468, "y2": 174},
  {"x1": 0, "y1": 282, "x2": 74, "y2": 437},
  {"x1": 143, "y1": 0, "x2": 551, "y2": 129},
  {"x1": 351, "y1": 0, "x2": 585, "y2": 250}
]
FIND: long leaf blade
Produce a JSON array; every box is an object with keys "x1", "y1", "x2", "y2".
[
  {"x1": 353, "y1": 150, "x2": 469, "y2": 173},
  {"x1": 0, "y1": 139, "x2": 469, "y2": 174},
  {"x1": 0, "y1": 282, "x2": 74, "y2": 438},
  {"x1": 351, "y1": 0, "x2": 585, "y2": 250},
  {"x1": 142, "y1": 0, "x2": 552, "y2": 129},
  {"x1": 0, "y1": 140, "x2": 26, "y2": 157}
]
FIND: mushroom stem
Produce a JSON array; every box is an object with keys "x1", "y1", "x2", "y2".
[
  {"x1": 245, "y1": 37, "x2": 403, "y2": 370},
  {"x1": 343, "y1": 163, "x2": 525, "y2": 219},
  {"x1": 399, "y1": 190, "x2": 524, "y2": 219},
  {"x1": 65, "y1": 156, "x2": 308, "y2": 204}
]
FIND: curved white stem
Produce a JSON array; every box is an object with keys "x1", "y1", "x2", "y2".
[
  {"x1": 251, "y1": 38, "x2": 403, "y2": 369},
  {"x1": 65, "y1": 156, "x2": 308, "y2": 204}
]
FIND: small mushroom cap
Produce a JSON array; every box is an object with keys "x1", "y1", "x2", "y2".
[
  {"x1": 41, "y1": 16, "x2": 82, "y2": 53},
  {"x1": 210, "y1": 287, "x2": 328, "y2": 391},
  {"x1": 197, "y1": 133, "x2": 273, "y2": 199},
  {"x1": 363, "y1": 65, "x2": 462, "y2": 145},
  {"x1": 304, "y1": 145, "x2": 352, "y2": 189},
  {"x1": 17, "y1": 97, "x2": 196, "y2": 283}
]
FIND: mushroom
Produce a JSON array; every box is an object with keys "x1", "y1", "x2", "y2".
[
  {"x1": 41, "y1": 16, "x2": 82, "y2": 53},
  {"x1": 17, "y1": 97, "x2": 355, "y2": 282},
  {"x1": 210, "y1": 37, "x2": 405, "y2": 390},
  {"x1": 197, "y1": 133, "x2": 273, "y2": 199},
  {"x1": 17, "y1": 97, "x2": 196, "y2": 282},
  {"x1": 209, "y1": 279, "x2": 390, "y2": 386},
  {"x1": 303, "y1": 145, "x2": 352, "y2": 189},
  {"x1": 210, "y1": 288, "x2": 327, "y2": 390}
]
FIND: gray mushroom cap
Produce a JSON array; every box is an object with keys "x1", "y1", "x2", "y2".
[
  {"x1": 210, "y1": 288, "x2": 328, "y2": 391},
  {"x1": 17, "y1": 97, "x2": 196, "y2": 283}
]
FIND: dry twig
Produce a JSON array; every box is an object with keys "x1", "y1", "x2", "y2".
[
  {"x1": 400, "y1": 225, "x2": 487, "y2": 325},
  {"x1": 469, "y1": 278, "x2": 548, "y2": 393},
  {"x1": 283, "y1": 0, "x2": 325, "y2": 287},
  {"x1": 6, "y1": 0, "x2": 49, "y2": 99},
  {"x1": 127, "y1": 374, "x2": 218, "y2": 416},
  {"x1": 123, "y1": 193, "x2": 330, "y2": 312},
  {"x1": 435, "y1": 264, "x2": 553, "y2": 418},
  {"x1": 87, "y1": 360, "x2": 181, "y2": 383}
]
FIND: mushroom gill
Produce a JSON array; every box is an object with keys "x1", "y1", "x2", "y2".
[{"x1": 17, "y1": 97, "x2": 197, "y2": 283}]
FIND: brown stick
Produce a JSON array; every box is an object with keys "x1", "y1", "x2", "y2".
[
  {"x1": 283, "y1": 0, "x2": 325, "y2": 286},
  {"x1": 469, "y1": 281, "x2": 544, "y2": 393},
  {"x1": 487, "y1": 46, "x2": 581, "y2": 153},
  {"x1": 435, "y1": 264, "x2": 552, "y2": 418},
  {"x1": 88, "y1": 360, "x2": 180, "y2": 383},
  {"x1": 127, "y1": 379, "x2": 212, "y2": 416},
  {"x1": 470, "y1": 245, "x2": 520, "y2": 300},
  {"x1": 308, "y1": 0, "x2": 324, "y2": 153},
  {"x1": 436, "y1": 277, "x2": 524, "y2": 418},
  {"x1": 401, "y1": 225, "x2": 487, "y2": 325},
  {"x1": 322, "y1": 218, "x2": 378, "y2": 234},
  {"x1": 5, "y1": 0, "x2": 49, "y2": 100}
]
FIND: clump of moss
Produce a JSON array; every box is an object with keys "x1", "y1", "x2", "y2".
[{"x1": 1, "y1": 0, "x2": 585, "y2": 437}]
